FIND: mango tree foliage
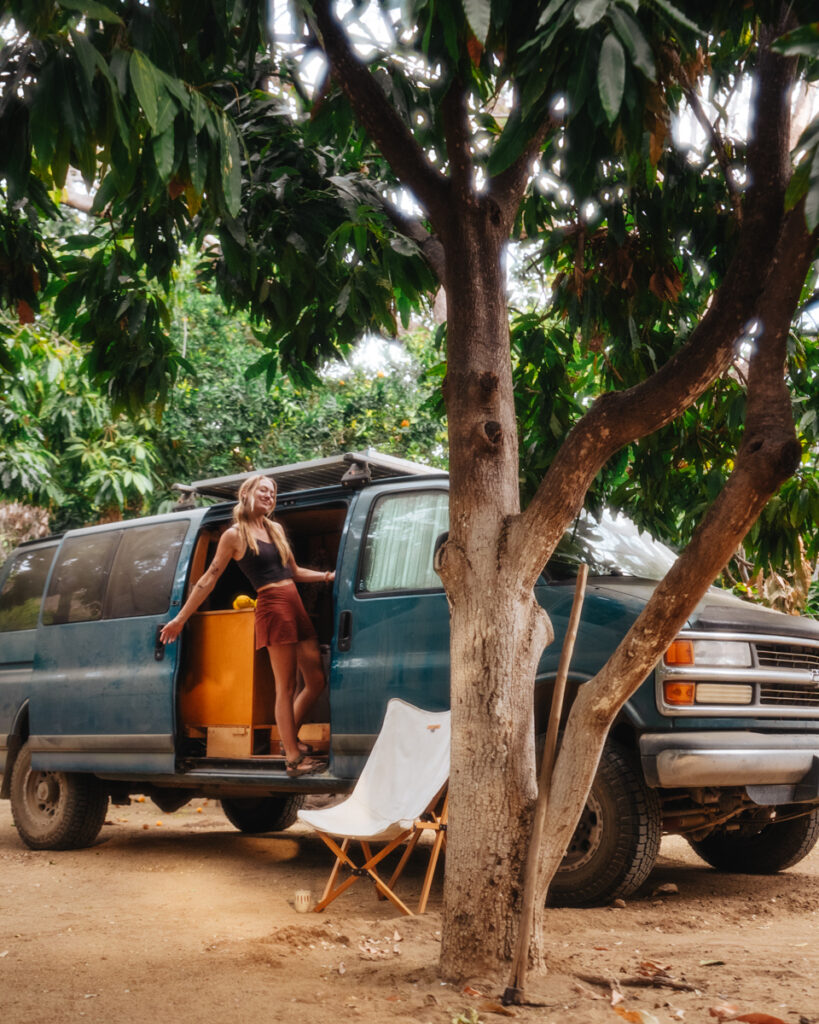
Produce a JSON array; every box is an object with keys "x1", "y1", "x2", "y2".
[
  {"x1": 0, "y1": 0, "x2": 434, "y2": 405},
  {"x1": 0, "y1": 312, "x2": 159, "y2": 528}
]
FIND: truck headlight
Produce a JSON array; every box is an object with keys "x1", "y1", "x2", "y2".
[{"x1": 664, "y1": 638, "x2": 752, "y2": 667}]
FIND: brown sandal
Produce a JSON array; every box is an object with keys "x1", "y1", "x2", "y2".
[{"x1": 285, "y1": 753, "x2": 324, "y2": 777}]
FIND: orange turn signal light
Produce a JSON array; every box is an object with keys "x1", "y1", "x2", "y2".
[
  {"x1": 664, "y1": 681, "x2": 696, "y2": 706},
  {"x1": 665, "y1": 639, "x2": 695, "y2": 666}
]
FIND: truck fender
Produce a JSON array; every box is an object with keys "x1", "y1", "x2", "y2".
[{"x1": 0, "y1": 703, "x2": 29, "y2": 800}]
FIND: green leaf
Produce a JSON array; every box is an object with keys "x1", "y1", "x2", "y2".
[
  {"x1": 129, "y1": 51, "x2": 160, "y2": 132},
  {"x1": 154, "y1": 91, "x2": 177, "y2": 135},
  {"x1": 772, "y1": 22, "x2": 819, "y2": 59},
  {"x1": 650, "y1": 0, "x2": 704, "y2": 36},
  {"x1": 152, "y1": 129, "x2": 174, "y2": 181},
  {"x1": 58, "y1": 0, "x2": 123, "y2": 25},
  {"x1": 462, "y1": 0, "x2": 491, "y2": 45},
  {"x1": 575, "y1": 0, "x2": 609, "y2": 30},
  {"x1": 598, "y1": 32, "x2": 625, "y2": 123},
  {"x1": 537, "y1": 0, "x2": 569, "y2": 29},
  {"x1": 187, "y1": 132, "x2": 207, "y2": 194},
  {"x1": 806, "y1": 146, "x2": 819, "y2": 233},
  {"x1": 219, "y1": 114, "x2": 242, "y2": 218},
  {"x1": 609, "y1": 6, "x2": 656, "y2": 81}
]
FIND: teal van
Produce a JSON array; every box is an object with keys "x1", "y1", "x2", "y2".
[{"x1": 2, "y1": 450, "x2": 819, "y2": 905}]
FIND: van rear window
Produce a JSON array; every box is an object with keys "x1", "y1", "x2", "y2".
[
  {"x1": 0, "y1": 547, "x2": 57, "y2": 632},
  {"x1": 106, "y1": 522, "x2": 187, "y2": 618},
  {"x1": 42, "y1": 522, "x2": 188, "y2": 625}
]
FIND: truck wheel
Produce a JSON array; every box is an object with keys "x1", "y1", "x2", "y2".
[
  {"x1": 9, "y1": 742, "x2": 108, "y2": 851},
  {"x1": 221, "y1": 794, "x2": 305, "y2": 833},
  {"x1": 548, "y1": 742, "x2": 662, "y2": 906},
  {"x1": 687, "y1": 809, "x2": 819, "y2": 874}
]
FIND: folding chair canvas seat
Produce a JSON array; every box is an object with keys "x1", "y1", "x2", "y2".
[{"x1": 297, "y1": 698, "x2": 450, "y2": 915}]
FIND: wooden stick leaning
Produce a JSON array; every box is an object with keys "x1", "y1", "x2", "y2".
[{"x1": 503, "y1": 562, "x2": 590, "y2": 1005}]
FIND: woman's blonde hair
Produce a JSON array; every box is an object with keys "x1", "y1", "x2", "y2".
[{"x1": 234, "y1": 475, "x2": 292, "y2": 566}]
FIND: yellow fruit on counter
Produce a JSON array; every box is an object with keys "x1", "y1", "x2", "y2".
[{"x1": 232, "y1": 594, "x2": 256, "y2": 609}]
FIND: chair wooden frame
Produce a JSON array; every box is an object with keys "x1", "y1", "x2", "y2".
[{"x1": 312, "y1": 786, "x2": 448, "y2": 916}]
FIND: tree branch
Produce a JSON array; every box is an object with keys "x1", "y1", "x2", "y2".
[
  {"x1": 381, "y1": 198, "x2": 446, "y2": 284},
  {"x1": 310, "y1": 0, "x2": 451, "y2": 232},
  {"x1": 440, "y1": 78, "x2": 473, "y2": 201},
  {"x1": 508, "y1": 25, "x2": 802, "y2": 584},
  {"x1": 489, "y1": 115, "x2": 557, "y2": 228},
  {"x1": 663, "y1": 44, "x2": 743, "y2": 222},
  {"x1": 534, "y1": 207, "x2": 811, "y2": 898}
]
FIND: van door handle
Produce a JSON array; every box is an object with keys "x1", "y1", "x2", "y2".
[
  {"x1": 337, "y1": 610, "x2": 353, "y2": 652},
  {"x1": 154, "y1": 626, "x2": 166, "y2": 661}
]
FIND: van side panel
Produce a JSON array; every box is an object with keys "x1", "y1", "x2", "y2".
[
  {"x1": 28, "y1": 617, "x2": 179, "y2": 772},
  {"x1": 330, "y1": 485, "x2": 450, "y2": 778},
  {"x1": 26, "y1": 516, "x2": 202, "y2": 774},
  {"x1": 0, "y1": 631, "x2": 37, "y2": 776}
]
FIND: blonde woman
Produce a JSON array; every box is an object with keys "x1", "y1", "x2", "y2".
[{"x1": 160, "y1": 475, "x2": 334, "y2": 776}]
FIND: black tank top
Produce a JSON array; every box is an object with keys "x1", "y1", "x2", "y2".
[{"x1": 235, "y1": 538, "x2": 293, "y2": 590}]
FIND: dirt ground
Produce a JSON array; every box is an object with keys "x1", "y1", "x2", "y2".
[{"x1": 1, "y1": 795, "x2": 817, "y2": 1024}]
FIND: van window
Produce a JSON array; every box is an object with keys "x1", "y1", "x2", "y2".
[
  {"x1": 42, "y1": 522, "x2": 189, "y2": 626},
  {"x1": 42, "y1": 532, "x2": 120, "y2": 625},
  {"x1": 106, "y1": 522, "x2": 188, "y2": 618},
  {"x1": 358, "y1": 491, "x2": 448, "y2": 594},
  {"x1": 0, "y1": 547, "x2": 57, "y2": 632}
]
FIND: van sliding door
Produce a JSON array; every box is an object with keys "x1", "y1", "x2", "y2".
[{"x1": 29, "y1": 518, "x2": 197, "y2": 774}]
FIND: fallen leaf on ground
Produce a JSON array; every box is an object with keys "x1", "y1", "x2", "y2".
[
  {"x1": 637, "y1": 960, "x2": 671, "y2": 976},
  {"x1": 463, "y1": 985, "x2": 483, "y2": 997},
  {"x1": 478, "y1": 1000, "x2": 517, "y2": 1017},
  {"x1": 614, "y1": 1007, "x2": 661, "y2": 1024},
  {"x1": 337, "y1": 962, "x2": 346, "y2": 975},
  {"x1": 710, "y1": 1005, "x2": 740, "y2": 1021},
  {"x1": 700, "y1": 959, "x2": 726, "y2": 967},
  {"x1": 652, "y1": 883, "x2": 679, "y2": 896},
  {"x1": 735, "y1": 1015, "x2": 788, "y2": 1024}
]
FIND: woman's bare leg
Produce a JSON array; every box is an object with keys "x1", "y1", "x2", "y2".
[
  {"x1": 266, "y1": 643, "x2": 301, "y2": 762},
  {"x1": 293, "y1": 637, "x2": 326, "y2": 732}
]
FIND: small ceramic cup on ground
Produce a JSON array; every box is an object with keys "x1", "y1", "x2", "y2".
[{"x1": 294, "y1": 889, "x2": 313, "y2": 913}]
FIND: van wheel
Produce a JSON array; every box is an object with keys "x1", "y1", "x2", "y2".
[
  {"x1": 548, "y1": 742, "x2": 662, "y2": 906},
  {"x1": 9, "y1": 742, "x2": 109, "y2": 851},
  {"x1": 221, "y1": 795, "x2": 305, "y2": 833},
  {"x1": 687, "y1": 809, "x2": 819, "y2": 874}
]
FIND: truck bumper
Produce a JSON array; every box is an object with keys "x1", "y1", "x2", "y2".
[{"x1": 639, "y1": 731, "x2": 819, "y2": 804}]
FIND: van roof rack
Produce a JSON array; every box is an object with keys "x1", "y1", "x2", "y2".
[{"x1": 175, "y1": 450, "x2": 446, "y2": 502}]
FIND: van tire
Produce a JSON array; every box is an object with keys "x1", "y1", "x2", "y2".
[
  {"x1": 687, "y1": 808, "x2": 819, "y2": 874},
  {"x1": 548, "y1": 742, "x2": 662, "y2": 906},
  {"x1": 9, "y1": 742, "x2": 108, "y2": 851},
  {"x1": 221, "y1": 795, "x2": 305, "y2": 833}
]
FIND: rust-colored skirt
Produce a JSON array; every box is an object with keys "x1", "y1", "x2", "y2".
[{"x1": 254, "y1": 581, "x2": 317, "y2": 648}]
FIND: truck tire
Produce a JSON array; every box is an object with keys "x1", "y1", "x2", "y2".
[
  {"x1": 9, "y1": 742, "x2": 108, "y2": 851},
  {"x1": 687, "y1": 809, "x2": 819, "y2": 874},
  {"x1": 221, "y1": 794, "x2": 305, "y2": 833},
  {"x1": 549, "y1": 742, "x2": 662, "y2": 906}
]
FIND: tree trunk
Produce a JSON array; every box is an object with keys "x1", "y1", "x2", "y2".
[{"x1": 437, "y1": 201, "x2": 552, "y2": 975}]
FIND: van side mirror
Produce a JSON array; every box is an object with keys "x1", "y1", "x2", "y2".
[{"x1": 433, "y1": 531, "x2": 449, "y2": 575}]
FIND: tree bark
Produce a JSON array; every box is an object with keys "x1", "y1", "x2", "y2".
[{"x1": 436, "y1": 192, "x2": 554, "y2": 972}]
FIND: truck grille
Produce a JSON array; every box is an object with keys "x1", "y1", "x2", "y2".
[
  {"x1": 760, "y1": 682, "x2": 819, "y2": 707},
  {"x1": 755, "y1": 642, "x2": 819, "y2": 671}
]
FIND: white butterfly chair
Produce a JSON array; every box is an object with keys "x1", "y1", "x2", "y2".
[{"x1": 297, "y1": 698, "x2": 450, "y2": 916}]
